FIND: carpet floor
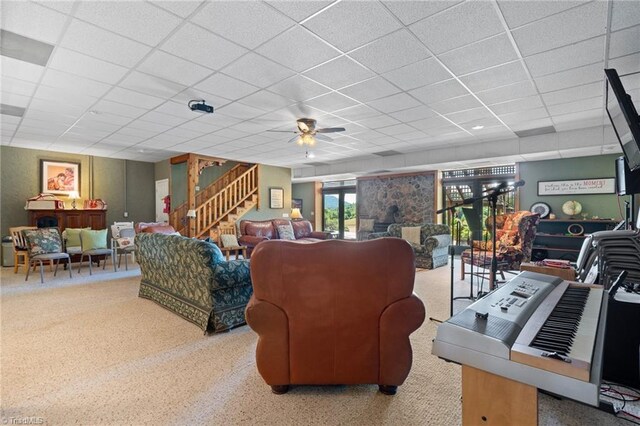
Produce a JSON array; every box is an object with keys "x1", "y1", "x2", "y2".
[{"x1": 0, "y1": 262, "x2": 633, "y2": 425}]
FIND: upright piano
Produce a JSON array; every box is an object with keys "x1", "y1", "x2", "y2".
[{"x1": 432, "y1": 271, "x2": 608, "y2": 425}]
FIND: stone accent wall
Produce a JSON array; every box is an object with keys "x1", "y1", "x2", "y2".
[{"x1": 357, "y1": 172, "x2": 436, "y2": 224}]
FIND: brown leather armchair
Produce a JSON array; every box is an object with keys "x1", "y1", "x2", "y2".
[{"x1": 246, "y1": 238, "x2": 425, "y2": 395}]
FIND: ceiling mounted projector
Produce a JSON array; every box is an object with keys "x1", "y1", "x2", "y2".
[{"x1": 188, "y1": 100, "x2": 214, "y2": 114}]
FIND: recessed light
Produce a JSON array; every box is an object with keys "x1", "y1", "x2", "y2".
[{"x1": 471, "y1": 125, "x2": 484, "y2": 130}]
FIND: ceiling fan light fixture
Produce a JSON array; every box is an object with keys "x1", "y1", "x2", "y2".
[{"x1": 301, "y1": 133, "x2": 315, "y2": 145}]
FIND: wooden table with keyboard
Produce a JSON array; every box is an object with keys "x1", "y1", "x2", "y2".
[{"x1": 433, "y1": 271, "x2": 607, "y2": 425}]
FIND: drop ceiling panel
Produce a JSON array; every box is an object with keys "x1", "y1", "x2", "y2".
[
  {"x1": 488, "y1": 95, "x2": 545, "y2": 115},
  {"x1": 1, "y1": 76, "x2": 36, "y2": 97},
  {"x1": 160, "y1": 23, "x2": 247, "y2": 71},
  {"x1": 608, "y1": 52, "x2": 640, "y2": 76},
  {"x1": 497, "y1": 1, "x2": 582, "y2": 29},
  {"x1": 256, "y1": 26, "x2": 340, "y2": 73},
  {"x1": 610, "y1": 1, "x2": 640, "y2": 31},
  {"x1": 541, "y1": 81, "x2": 603, "y2": 106},
  {"x1": 191, "y1": 1, "x2": 295, "y2": 50},
  {"x1": 49, "y1": 48, "x2": 129, "y2": 84},
  {"x1": 216, "y1": 102, "x2": 268, "y2": 120},
  {"x1": 29, "y1": 98, "x2": 87, "y2": 116},
  {"x1": 1, "y1": 92, "x2": 30, "y2": 108},
  {"x1": 439, "y1": 33, "x2": 519, "y2": 76},
  {"x1": 303, "y1": 1, "x2": 402, "y2": 52},
  {"x1": 304, "y1": 56, "x2": 375, "y2": 90},
  {"x1": 92, "y1": 99, "x2": 147, "y2": 118},
  {"x1": 383, "y1": 0, "x2": 463, "y2": 26},
  {"x1": 267, "y1": 75, "x2": 330, "y2": 102},
  {"x1": 74, "y1": 1, "x2": 182, "y2": 46},
  {"x1": 137, "y1": 50, "x2": 212, "y2": 86},
  {"x1": 548, "y1": 96, "x2": 603, "y2": 116},
  {"x1": 499, "y1": 107, "x2": 549, "y2": 125},
  {"x1": 511, "y1": 2, "x2": 607, "y2": 56},
  {"x1": 368, "y1": 93, "x2": 422, "y2": 114},
  {"x1": 460, "y1": 61, "x2": 529, "y2": 92},
  {"x1": 104, "y1": 87, "x2": 165, "y2": 109},
  {"x1": 305, "y1": 92, "x2": 359, "y2": 113},
  {"x1": 389, "y1": 105, "x2": 436, "y2": 122},
  {"x1": 349, "y1": 29, "x2": 431, "y2": 74},
  {"x1": 339, "y1": 77, "x2": 401, "y2": 103},
  {"x1": 1, "y1": 56, "x2": 45, "y2": 82},
  {"x1": 0, "y1": 2, "x2": 68, "y2": 44},
  {"x1": 34, "y1": 1, "x2": 76, "y2": 15},
  {"x1": 330, "y1": 104, "x2": 380, "y2": 122},
  {"x1": 151, "y1": 1, "x2": 202, "y2": 18},
  {"x1": 430, "y1": 95, "x2": 483, "y2": 115},
  {"x1": 40, "y1": 68, "x2": 112, "y2": 98},
  {"x1": 119, "y1": 71, "x2": 188, "y2": 100},
  {"x1": 221, "y1": 53, "x2": 295, "y2": 88},
  {"x1": 609, "y1": 25, "x2": 640, "y2": 58},
  {"x1": 534, "y1": 62, "x2": 604, "y2": 93},
  {"x1": 384, "y1": 58, "x2": 451, "y2": 93},
  {"x1": 139, "y1": 110, "x2": 189, "y2": 127},
  {"x1": 32, "y1": 85, "x2": 97, "y2": 108},
  {"x1": 408, "y1": 79, "x2": 469, "y2": 105},
  {"x1": 410, "y1": 1, "x2": 503, "y2": 54},
  {"x1": 524, "y1": 36, "x2": 604, "y2": 78},
  {"x1": 60, "y1": 20, "x2": 152, "y2": 67},
  {"x1": 266, "y1": 1, "x2": 333, "y2": 23},
  {"x1": 195, "y1": 73, "x2": 259, "y2": 101}
]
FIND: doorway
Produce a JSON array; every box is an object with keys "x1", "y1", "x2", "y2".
[{"x1": 322, "y1": 186, "x2": 357, "y2": 239}]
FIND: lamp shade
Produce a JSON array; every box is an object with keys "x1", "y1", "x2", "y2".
[
  {"x1": 290, "y1": 208, "x2": 303, "y2": 219},
  {"x1": 68, "y1": 191, "x2": 79, "y2": 199},
  {"x1": 186, "y1": 209, "x2": 197, "y2": 218}
]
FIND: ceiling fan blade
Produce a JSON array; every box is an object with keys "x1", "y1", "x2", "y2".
[
  {"x1": 287, "y1": 135, "x2": 301, "y2": 144},
  {"x1": 315, "y1": 133, "x2": 333, "y2": 142},
  {"x1": 316, "y1": 127, "x2": 346, "y2": 133}
]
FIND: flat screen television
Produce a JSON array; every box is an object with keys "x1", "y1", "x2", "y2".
[{"x1": 605, "y1": 68, "x2": 640, "y2": 171}]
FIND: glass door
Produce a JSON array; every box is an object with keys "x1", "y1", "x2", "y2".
[{"x1": 322, "y1": 188, "x2": 357, "y2": 239}]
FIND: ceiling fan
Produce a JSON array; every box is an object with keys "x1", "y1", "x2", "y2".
[{"x1": 268, "y1": 118, "x2": 346, "y2": 146}]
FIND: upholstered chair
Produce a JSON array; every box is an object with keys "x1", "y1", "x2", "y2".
[
  {"x1": 246, "y1": 238, "x2": 425, "y2": 395},
  {"x1": 369, "y1": 223, "x2": 451, "y2": 269},
  {"x1": 460, "y1": 211, "x2": 540, "y2": 286},
  {"x1": 22, "y1": 228, "x2": 72, "y2": 283},
  {"x1": 111, "y1": 227, "x2": 136, "y2": 271}
]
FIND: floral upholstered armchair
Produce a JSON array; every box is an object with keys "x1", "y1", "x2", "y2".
[
  {"x1": 369, "y1": 223, "x2": 451, "y2": 269},
  {"x1": 460, "y1": 211, "x2": 540, "y2": 286}
]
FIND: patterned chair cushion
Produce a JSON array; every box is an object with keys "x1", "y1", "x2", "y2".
[
  {"x1": 220, "y1": 234, "x2": 240, "y2": 247},
  {"x1": 23, "y1": 228, "x2": 62, "y2": 256}
]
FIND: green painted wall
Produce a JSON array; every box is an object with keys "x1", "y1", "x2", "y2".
[
  {"x1": 154, "y1": 159, "x2": 170, "y2": 182},
  {"x1": 518, "y1": 154, "x2": 622, "y2": 221},
  {"x1": 170, "y1": 160, "x2": 238, "y2": 209},
  {"x1": 0, "y1": 146, "x2": 155, "y2": 235},
  {"x1": 242, "y1": 164, "x2": 292, "y2": 221},
  {"x1": 292, "y1": 182, "x2": 316, "y2": 220}
]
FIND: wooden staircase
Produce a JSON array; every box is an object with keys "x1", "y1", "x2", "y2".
[{"x1": 170, "y1": 164, "x2": 259, "y2": 238}]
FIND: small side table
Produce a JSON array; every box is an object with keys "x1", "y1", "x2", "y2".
[
  {"x1": 520, "y1": 262, "x2": 576, "y2": 281},
  {"x1": 220, "y1": 246, "x2": 247, "y2": 261}
]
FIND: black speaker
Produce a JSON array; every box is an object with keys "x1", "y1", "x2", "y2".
[
  {"x1": 616, "y1": 156, "x2": 640, "y2": 196},
  {"x1": 603, "y1": 293, "x2": 640, "y2": 389}
]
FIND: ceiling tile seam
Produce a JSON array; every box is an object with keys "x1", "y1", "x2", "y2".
[
  {"x1": 297, "y1": 0, "x2": 343, "y2": 26},
  {"x1": 73, "y1": 1, "x2": 218, "y2": 154},
  {"x1": 490, "y1": 0, "x2": 554, "y2": 130},
  {"x1": 8, "y1": 1, "x2": 79, "y2": 148},
  {"x1": 379, "y1": 1, "x2": 507, "y2": 138},
  {"x1": 600, "y1": 0, "x2": 615, "y2": 134}
]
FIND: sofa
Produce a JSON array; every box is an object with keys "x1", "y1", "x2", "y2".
[
  {"x1": 369, "y1": 223, "x2": 451, "y2": 269},
  {"x1": 238, "y1": 219, "x2": 330, "y2": 256},
  {"x1": 135, "y1": 233, "x2": 252, "y2": 332},
  {"x1": 246, "y1": 238, "x2": 425, "y2": 395}
]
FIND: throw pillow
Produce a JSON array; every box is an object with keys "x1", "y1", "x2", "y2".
[
  {"x1": 401, "y1": 226, "x2": 422, "y2": 245},
  {"x1": 277, "y1": 223, "x2": 296, "y2": 240},
  {"x1": 80, "y1": 229, "x2": 108, "y2": 250},
  {"x1": 24, "y1": 228, "x2": 62, "y2": 256},
  {"x1": 220, "y1": 234, "x2": 239, "y2": 247},
  {"x1": 63, "y1": 227, "x2": 89, "y2": 247},
  {"x1": 116, "y1": 237, "x2": 134, "y2": 247},
  {"x1": 358, "y1": 218, "x2": 375, "y2": 232}
]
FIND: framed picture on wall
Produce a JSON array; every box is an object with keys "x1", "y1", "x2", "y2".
[
  {"x1": 40, "y1": 160, "x2": 80, "y2": 196},
  {"x1": 292, "y1": 198, "x2": 303, "y2": 211},
  {"x1": 269, "y1": 187, "x2": 284, "y2": 209}
]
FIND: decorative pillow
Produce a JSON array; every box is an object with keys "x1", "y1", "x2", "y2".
[
  {"x1": 401, "y1": 226, "x2": 422, "y2": 245},
  {"x1": 220, "y1": 234, "x2": 239, "y2": 247},
  {"x1": 116, "y1": 237, "x2": 134, "y2": 247},
  {"x1": 80, "y1": 229, "x2": 108, "y2": 250},
  {"x1": 63, "y1": 227, "x2": 90, "y2": 247},
  {"x1": 277, "y1": 223, "x2": 296, "y2": 240},
  {"x1": 358, "y1": 218, "x2": 375, "y2": 232},
  {"x1": 23, "y1": 228, "x2": 62, "y2": 255}
]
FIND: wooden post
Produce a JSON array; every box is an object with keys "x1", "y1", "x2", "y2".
[
  {"x1": 187, "y1": 154, "x2": 197, "y2": 238},
  {"x1": 462, "y1": 365, "x2": 537, "y2": 426}
]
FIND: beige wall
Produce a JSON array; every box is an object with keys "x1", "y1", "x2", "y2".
[
  {"x1": 0, "y1": 146, "x2": 155, "y2": 235},
  {"x1": 242, "y1": 164, "x2": 293, "y2": 221}
]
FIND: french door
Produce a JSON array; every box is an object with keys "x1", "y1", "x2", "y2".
[{"x1": 322, "y1": 188, "x2": 357, "y2": 239}]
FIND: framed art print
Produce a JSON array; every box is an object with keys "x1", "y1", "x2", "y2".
[
  {"x1": 269, "y1": 187, "x2": 284, "y2": 209},
  {"x1": 40, "y1": 160, "x2": 80, "y2": 196}
]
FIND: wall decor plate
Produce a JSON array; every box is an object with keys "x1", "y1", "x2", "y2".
[{"x1": 530, "y1": 202, "x2": 551, "y2": 218}]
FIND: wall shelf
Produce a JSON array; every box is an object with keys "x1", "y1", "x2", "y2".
[{"x1": 532, "y1": 219, "x2": 617, "y2": 262}]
